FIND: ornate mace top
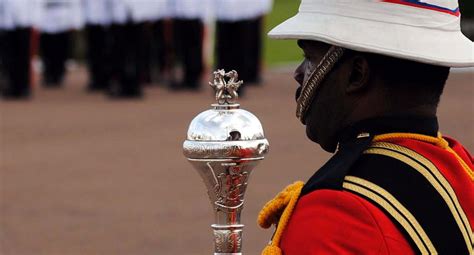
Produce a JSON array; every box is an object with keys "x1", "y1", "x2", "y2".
[
  {"x1": 209, "y1": 69, "x2": 243, "y2": 105},
  {"x1": 184, "y1": 69, "x2": 267, "y2": 145}
]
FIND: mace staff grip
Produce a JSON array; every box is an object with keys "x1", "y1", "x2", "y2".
[{"x1": 212, "y1": 224, "x2": 244, "y2": 254}]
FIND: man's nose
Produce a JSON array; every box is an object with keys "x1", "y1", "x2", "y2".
[{"x1": 294, "y1": 61, "x2": 306, "y2": 86}]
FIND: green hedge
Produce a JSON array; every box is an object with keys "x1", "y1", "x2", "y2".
[{"x1": 264, "y1": 0, "x2": 301, "y2": 66}]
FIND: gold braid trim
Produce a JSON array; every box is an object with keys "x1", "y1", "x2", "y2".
[
  {"x1": 373, "y1": 132, "x2": 474, "y2": 181},
  {"x1": 343, "y1": 176, "x2": 435, "y2": 254},
  {"x1": 367, "y1": 142, "x2": 474, "y2": 251},
  {"x1": 258, "y1": 181, "x2": 304, "y2": 255}
]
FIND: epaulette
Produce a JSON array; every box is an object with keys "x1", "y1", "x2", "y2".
[{"x1": 344, "y1": 141, "x2": 473, "y2": 254}]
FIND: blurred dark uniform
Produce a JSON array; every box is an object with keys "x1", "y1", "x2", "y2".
[
  {"x1": 107, "y1": 0, "x2": 147, "y2": 98},
  {"x1": 169, "y1": 0, "x2": 210, "y2": 90},
  {"x1": 0, "y1": 0, "x2": 38, "y2": 99},
  {"x1": 82, "y1": 0, "x2": 112, "y2": 92},
  {"x1": 148, "y1": 0, "x2": 171, "y2": 84},
  {"x1": 128, "y1": 0, "x2": 170, "y2": 85},
  {"x1": 140, "y1": 0, "x2": 173, "y2": 82},
  {"x1": 38, "y1": 0, "x2": 83, "y2": 87},
  {"x1": 215, "y1": 0, "x2": 273, "y2": 86},
  {"x1": 0, "y1": 0, "x2": 5, "y2": 87}
]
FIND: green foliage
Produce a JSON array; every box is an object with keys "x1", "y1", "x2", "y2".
[{"x1": 264, "y1": 0, "x2": 302, "y2": 66}]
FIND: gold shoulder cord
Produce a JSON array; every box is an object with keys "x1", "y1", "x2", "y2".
[{"x1": 258, "y1": 182, "x2": 304, "y2": 255}]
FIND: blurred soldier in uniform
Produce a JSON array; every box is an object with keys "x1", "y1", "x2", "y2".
[
  {"x1": 0, "y1": 0, "x2": 7, "y2": 89},
  {"x1": 169, "y1": 0, "x2": 211, "y2": 90},
  {"x1": 215, "y1": 0, "x2": 273, "y2": 88},
  {"x1": 38, "y1": 0, "x2": 83, "y2": 87},
  {"x1": 0, "y1": 0, "x2": 40, "y2": 99},
  {"x1": 150, "y1": 0, "x2": 172, "y2": 84},
  {"x1": 129, "y1": 0, "x2": 170, "y2": 85},
  {"x1": 82, "y1": 0, "x2": 112, "y2": 92},
  {"x1": 258, "y1": 0, "x2": 474, "y2": 254},
  {"x1": 107, "y1": 0, "x2": 147, "y2": 98}
]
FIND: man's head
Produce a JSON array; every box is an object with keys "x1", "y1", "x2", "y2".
[
  {"x1": 295, "y1": 40, "x2": 450, "y2": 152},
  {"x1": 268, "y1": 0, "x2": 473, "y2": 152}
]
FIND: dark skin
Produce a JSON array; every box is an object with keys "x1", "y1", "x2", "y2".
[{"x1": 295, "y1": 40, "x2": 437, "y2": 152}]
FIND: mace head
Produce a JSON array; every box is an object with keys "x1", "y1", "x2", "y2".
[{"x1": 184, "y1": 69, "x2": 268, "y2": 159}]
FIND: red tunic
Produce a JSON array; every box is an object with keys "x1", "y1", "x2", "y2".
[{"x1": 280, "y1": 137, "x2": 474, "y2": 254}]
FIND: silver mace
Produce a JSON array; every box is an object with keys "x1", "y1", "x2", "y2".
[{"x1": 183, "y1": 69, "x2": 269, "y2": 254}]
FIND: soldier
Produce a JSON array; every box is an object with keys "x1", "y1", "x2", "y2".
[
  {"x1": 0, "y1": 0, "x2": 7, "y2": 91},
  {"x1": 37, "y1": 0, "x2": 83, "y2": 87},
  {"x1": 128, "y1": 0, "x2": 170, "y2": 85},
  {"x1": 82, "y1": 0, "x2": 112, "y2": 92},
  {"x1": 258, "y1": 0, "x2": 474, "y2": 254},
  {"x1": 107, "y1": 0, "x2": 139, "y2": 98},
  {"x1": 149, "y1": 0, "x2": 172, "y2": 84},
  {"x1": 169, "y1": 0, "x2": 211, "y2": 90},
  {"x1": 107, "y1": 0, "x2": 156, "y2": 98},
  {"x1": 0, "y1": 0, "x2": 40, "y2": 99},
  {"x1": 215, "y1": 0, "x2": 273, "y2": 86}
]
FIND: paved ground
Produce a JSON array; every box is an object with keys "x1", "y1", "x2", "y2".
[{"x1": 0, "y1": 67, "x2": 472, "y2": 255}]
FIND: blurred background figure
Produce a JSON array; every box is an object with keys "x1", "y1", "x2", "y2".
[
  {"x1": 149, "y1": 0, "x2": 172, "y2": 85},
  {"x1": 82, "y1": 0, "x2": 112, "y2": 92},
  {"x1": 129, "y1": 0, "x2": 170, "y2": 86},
  {"x1": 169, "y1": 0, "x2": 211, "y2": 91},
  {"x1": 214, "y1": 0, "x2": 273, "y2": 92},
  {"x1": 0, "y1": 0, "x2": 40, "y2": 99},
  {"x1": 38, "y1": 0, "x2": 83, "y2": 88},
  {"x1": 106, "y1": 0, "x2": 149, "y2": 98},
  {"x1": 0, "y1": 0, "x2": 5, "y2": 92}
]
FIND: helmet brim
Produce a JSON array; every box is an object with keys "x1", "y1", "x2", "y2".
[{"x1": 269, "y1": 12, "x2": 474, "y2": 67}]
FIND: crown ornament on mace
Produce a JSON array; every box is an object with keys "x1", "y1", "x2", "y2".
[{"x1": 209, "y1": 69, "x2": 243, "y2": 105}]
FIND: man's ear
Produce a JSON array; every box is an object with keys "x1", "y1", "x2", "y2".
[{"x1": 347, "y1": 55, "x2": 370, "y2": 93}]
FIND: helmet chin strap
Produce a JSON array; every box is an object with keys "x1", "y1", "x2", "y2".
[{"x1": 296, "y1": 46, "x2": 345, "y2": 124}]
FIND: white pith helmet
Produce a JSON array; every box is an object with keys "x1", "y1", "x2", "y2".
[{"x1": 269, "y1": 0, "x2": 474, "y2": 67}]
